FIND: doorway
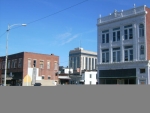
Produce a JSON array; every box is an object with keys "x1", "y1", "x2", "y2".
[{"x1": 117, "y1": 79, "x2": 124, "y2": 84}]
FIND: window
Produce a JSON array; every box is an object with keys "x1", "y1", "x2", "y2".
[
  {"x1": 92, "y1": 58, "x2": 94, "y2": 70},
  {"x1": 47, "y1": 61, "x2": 50, "y2": 69},
  {"x1": 40, "y1": 61, "x2": 44, "y2": 69},
  {"x1": 124, "y1": 46, "x2": 133, "y2": 61},
  {"x1": 140, "y1": 45, "x2": 145, "y2": 60},
  {"x1": 70, "y1": 57, "x2": 72, "y2": 68},
  {"x1": 102, "y1": 49, "x2": 109, "y2": 63},
  {"x1": 95, "y1": 59, "x2": 97, "y2": 70},
  {"x1": 2, "y1": 61, "x2": 5, "y2": 69},
  {"x1": 48, "y1": 76, "x2": 51, "y2": 80},
  {"x1": 140, "y1": 45, "x2": 144, "y2": 55},
  {"x1": 14, "y1": 59, "x2": 17, "y2": 68},
  {"x1": 77, "y1": 56, "x2": 80, "y2": 68},
  {"x1": 140, "y1": 69, "x2": 145, "y2": 73},
  {"x1": 18, "y1": 58, "x2": 22, "y2": 68},
  {"x1": 124, "y1": 25, "x2": 133, "y2": 40},
  {"x1": 42, "y1": 76, "x2": 44, "y2": 79},
  {"x1": 86, "y1": 57, "x2": 88, "y2": 70},
  {"x1": 139, "y1": 79, "x2": 146, "y2": 84},
  {"x1": 113, "y1": 48, "x2": 120, "y2": 62},
  {"x1": 113, "y1": 27, "x2": 120, "y2": 42},
  {"x1": 73, "y1": 57, "x2": 76, "y2": 69},
  {"x1": 28, "y1": 59, "x2": 31, "y2": 68},
  {"x1": 139, "y1": 24, "x2": 144, "y2": 37},
  {"x1": 90, "y1": 74, "x2": 92, "y2": 78},
  {"x1": 33, "y1": 60, "x2": 36, "y2": 67},
  {"x1": 89, "y1": 58, "x2": 91, "y2": 70},
  {"x1": 54, "y1": 62, "x2": 58, "y2": 70},
  {"x1": 8, "y1": 60, "x2": 11, "y2": 69},
  {"x1": 11, "y1": 60, "x2": 14, "y2": 68},
  {"x1": 102, "y1": 30, "x2": 109, "y2": 43}
]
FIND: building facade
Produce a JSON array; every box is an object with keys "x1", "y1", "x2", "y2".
[
  {"x1": 79, "y1": 71, "x2": 97, "y2": 85},
  {"x1": 69, "y1": 47, "x2": 97, "y2": 71},
  {"x1": 97, "y1": 5, "x2": 150, "y2": 84},
  {"x1": 58, "y1": 66, "x2": 72, "y2": 85},
  {"x1": 0, "y1": 52, "x2": 59, "y2": 86},
  {"x1": 69, "y1": 48, "x2": 97, "y2": 84}
]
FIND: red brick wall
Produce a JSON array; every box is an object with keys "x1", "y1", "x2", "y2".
[
  {"x1": 23, "y1": 52, "x2": 59, "y2": 80},
  {"x1": 146, "y1": 7, "x2": 150, "y2": 60}
]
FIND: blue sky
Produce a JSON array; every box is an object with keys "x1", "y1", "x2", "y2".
[{"x1": 0, "y1": 0, "x2": 150, "y2": 66}]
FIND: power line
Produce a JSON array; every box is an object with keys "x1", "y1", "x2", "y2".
[
  {"x1": 27, "y1": 0, "x2": 88, "y2": 25},
  {"x1": 0, "y1": 0, "x2": 88, "y2": 36},
  {"x1": 0, "y1": 31, "x2": 7, "y2": 39}
]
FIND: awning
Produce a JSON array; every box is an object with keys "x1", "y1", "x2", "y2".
[
  {"x1": 6, "y1": 78, "x2": 13, "y2": 80},
  {"x1": 79, "y1": 80, "x2": 85, "y2": 82},
  {"x1": 2, "y1": 77, "x2": 13, "y2": 80},
  {"x1": 58, "y1": 76, "x2": 71, "y2": 80}
]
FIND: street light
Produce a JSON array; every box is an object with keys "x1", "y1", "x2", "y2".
[{"x1": 4, "y1": 24, "x2": 27, "y2": 86}]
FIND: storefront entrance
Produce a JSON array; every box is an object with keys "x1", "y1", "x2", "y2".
[
  {"x1": 99, "y1": 68, "x2": 136, "y2": 84},
  {"x1": 59, "y1": 79, "x2": 69, "y2": 85},
  {"x1": 99, "y1": 78, "x2": 136, "y2": 84},
  {"x1": 117, "y1": 79, "x2": 124, "y2": 84}
]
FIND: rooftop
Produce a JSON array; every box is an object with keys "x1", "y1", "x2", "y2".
[
  {"x1": 0, "y1": 51, "x2": 59, "y2": 58},
  {"x1": 69, "y1": 47, "x2": 97, "y2": 55},
  {"x1": 97, "y1": 5, "x2": 148, "y2": 25}
]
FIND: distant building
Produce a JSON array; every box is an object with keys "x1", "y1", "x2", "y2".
[
  {"x1": 97, "y1": 5, "x2": 150, "y2": 84},
  {"x1": 69, "y1": 47, "x2": 97, "y2": 84},
  {"x1": 70, "y1": 71, "x2": 98, "y2": 85},
  {"x1": 59, "y1": 66, "x2": 73, "y2": 74},
  {"x1": 0, "y1": 52, "x2": 59, "y2": 86},
  {"x1": 58, "y1": 66, "x2": 72, "y2": 85},
  {"x1": 69, "y1": 47, "x2": 97, "y2": 71}
]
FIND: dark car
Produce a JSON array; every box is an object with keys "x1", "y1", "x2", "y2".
[
  {"x1": 0, "y1": 84, "x2": 4, "y2": 86},
  {"x1": 34, "y1": 83, "x2": 42, "y2": 86}
]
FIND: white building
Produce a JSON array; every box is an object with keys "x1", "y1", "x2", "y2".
[
  {"x1": 97, "y1": 5, "x2": 150, "y2": 84},
  {"x1": 69, "y1": 48, "x2": 97, "y2": 84},
  {"x1": 69, "y1": 71, "x2": 97, "y2": 85},
  {"x1": 59, "y1": 66, "x2": 73, "y2": 74},
  {"x1": 80, "y1": 71, "x2": 97, "y2": 85},
  {"x1": 69, "y1": 47, "x2": 97, "y2": 71}
]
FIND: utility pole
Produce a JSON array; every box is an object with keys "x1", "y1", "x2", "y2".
[{"x1": 4, "y1": 24, "x2": 26, "y2": 86}]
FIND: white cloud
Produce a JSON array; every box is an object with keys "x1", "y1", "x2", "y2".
[
  {"x1": 51, "y1": 32, "x2": 79, "y2": 46},
  {"x1": 61, "y1": 34, "x2": 79, "y2": 45},
  {"x1": 57, "y1": 32, "x2": 72, "y2": 40}
]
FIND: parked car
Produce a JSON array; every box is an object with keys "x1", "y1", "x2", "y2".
[{"x1": 34, "y1": 83, "x2": 42, "y2": 86}]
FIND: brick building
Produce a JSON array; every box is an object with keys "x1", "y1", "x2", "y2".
[
  {"x1": 97, "y1": 5, "x2": 150, "y2": 84},
  {"x1": 0, "y1": 52, "x2": 59, "y2": 86}
]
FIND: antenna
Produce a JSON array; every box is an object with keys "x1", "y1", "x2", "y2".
[
  {"x1": 134, "y1": 4, "x2": 136, "y2": 8},
  {"x1": 80, "y1": 40, "x2": 81, "y2": 48}
]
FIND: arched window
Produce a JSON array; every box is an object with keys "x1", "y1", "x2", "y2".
[
  {"x1": 139, "y1": 24, "x2": 144, "y2": 37},
  {"x1": 140, "y1": 45, "x2": 144, "y2": 55}
]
